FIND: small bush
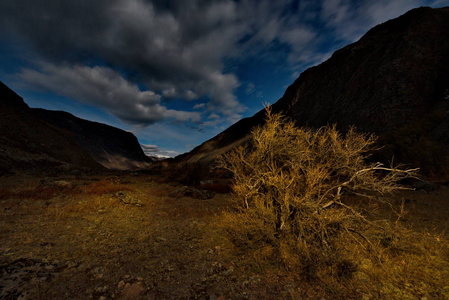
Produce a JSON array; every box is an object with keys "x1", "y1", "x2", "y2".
[{"x1": 218, "y1": 107, "x2": 417, "y2": 276}]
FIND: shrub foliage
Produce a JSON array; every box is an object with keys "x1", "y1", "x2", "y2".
[{"x1": 218, "y1": 108, "x2": 417, "y2": 270}]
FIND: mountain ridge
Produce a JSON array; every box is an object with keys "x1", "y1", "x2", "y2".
[
  {"x1": 0, "y1": 81, "x2": 151, "y2": 173},
  {"x1": 176, "y1": 6, "x2": 449, "y2": 178},
  {"x1": 32, "y1": 108, "x2": 153, "y2": 170}
]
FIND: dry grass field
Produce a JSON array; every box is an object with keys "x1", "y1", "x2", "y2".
[{"x1": 0, "y1": 171, "x2": 448, "y2": 299}]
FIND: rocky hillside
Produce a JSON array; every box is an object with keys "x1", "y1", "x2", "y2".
[
  {"x1": 32, "y1": 109, "x2": 152, "y2": 170},
  {"x1": 0, "y1": 81, "x2": 151, "y2": 173},
  {"x1": 178, "y1": 6, "x2": 449, "y2": 178},
  {"x1": 0, "y1": 81, "x2": 104, "y2": 174}
]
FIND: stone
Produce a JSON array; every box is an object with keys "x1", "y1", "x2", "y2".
[
  {"x1": 112, "y1": 192, "x2": 144, "y2": 206},
  {"x1": 200, "y1": 180, "x2": 214, "y2": 186},
  {"x1": 117, "y1": 282, "x2": 145, "y2": 300}
]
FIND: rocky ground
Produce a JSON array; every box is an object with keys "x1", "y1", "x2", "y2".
[{"x1": 0, "y1": 172, "x2": 448, "y2": 299}]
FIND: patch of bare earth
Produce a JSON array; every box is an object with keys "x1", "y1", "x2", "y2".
[{"x1": 0, "y1": 173, "x2": 448, "y2": 299}]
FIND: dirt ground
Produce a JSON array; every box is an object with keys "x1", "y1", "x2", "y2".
[{"x1": 1, "y1": 172, "x2": 448, "y2": 299}]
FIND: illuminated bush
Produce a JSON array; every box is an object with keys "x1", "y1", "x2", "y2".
[{"x1": 218, "y1": 107, "x2": 417, "y2": 275}]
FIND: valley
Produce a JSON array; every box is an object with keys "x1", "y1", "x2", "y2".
[{"x1": 1, "y1": 4, "x2": 449, "y2": 300}]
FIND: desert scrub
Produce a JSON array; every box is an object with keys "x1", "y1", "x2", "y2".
[{"x1": 218, "y1": 107, "x2": 417, "y2": 278}]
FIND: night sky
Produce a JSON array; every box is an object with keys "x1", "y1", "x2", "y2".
[{"x1": 1, "y1": 0, "x2": 447, "y2": 157}]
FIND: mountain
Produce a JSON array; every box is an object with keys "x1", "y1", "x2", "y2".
[
  {"x1": 0, "y1": 81, "x2": 151, "y2": 174},
  {"x1": 0, "y1": 81, "x2": 104, "y2": 174},
  {"x1": 177, "y1": 6, "x2": 449, "y2": 178},
  {"x1": 32, "y1": 109, "x2": 152, "y2": 170}
]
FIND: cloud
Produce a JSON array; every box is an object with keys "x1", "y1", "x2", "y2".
[
  {"x1": 18, "y1": 62, "x2": 200, "y2": 126},
  {"x1": 0, "y1": 0, "x2": 440, "y2": 129},
  {"x1": 141, "y1": 144, "x2": 180, "y2": 158},
  {"x1": 245, "y1": 83, "x2": 255, "y2": 95},
  {"x1": 198, "y1": 71, "x2": 244, "y2": 120},
  {"x1": 1, "y1": 0, "x2": 247, "y2": 123},
  {"x1": 319, "y1": 0, "x2": 428, "y2": 43},
  {"x1": 193, "y1": 103, "x2": 206, "y2": 110},
  {"x1": 208, "y1": 113, "x2": 220, "y2": 120}
]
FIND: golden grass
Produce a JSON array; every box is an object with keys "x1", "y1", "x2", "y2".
[{"x1": 215, "y1": 203, "x2": 449, "y2": 299}]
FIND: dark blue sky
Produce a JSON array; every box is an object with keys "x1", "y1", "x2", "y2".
[{"x1": 1, "y1": 0, "x2": 447, "y2": 157}]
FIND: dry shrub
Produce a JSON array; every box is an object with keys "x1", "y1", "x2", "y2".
[
  {"x1": 218, "y1": 107, "x2": 417, "y2": 278},
  {"x1": 83, "y1": 180, "x2": 132, "y2": 195}
]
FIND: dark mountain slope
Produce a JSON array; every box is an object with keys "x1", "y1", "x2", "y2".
[
  {"x1": 276, "y1": 6, "x2": 449, "y2": 132},
  {"x1": 0, "y1": 81, "x2": 152, "y2": 173},
  {"x1": 177, "y1": 6, "x2": 449, "y2": 178},
  {"x1": 0, "y1": 81, "x2": 104, "y2": 174},
  {"x1": 32, "y1": 109, "x2": 153, "y2": 170}
]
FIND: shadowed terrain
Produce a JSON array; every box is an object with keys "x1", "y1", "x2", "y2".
[{"x1": 0, "y1": 82, "x2": 151, "y2": 174}]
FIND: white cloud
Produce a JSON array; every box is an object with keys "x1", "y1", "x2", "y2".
[
  {"x1": 162, "y1": 88, "x2": 177, "y2": 98},
  {"x1": 245, "y1": 83, "x2": 255, "y2": 95},
  {"x1": 141, "y1": 144, "x2": 180, "y2": 158},
  {"x1": 199, "y1": 71, "x2": 244, "y2": 119},
  {"x1": 193, "y1": 103, "x2": 206, "y2": 110},
  {"x1": 208, "y1": 113, "x2": 220, "y2": 120},
  {"x1": 18, "y1": 62, "x2": 200, "y2": 126},
  {"x1": 364, "y1": 0, "x2": 422, "y2": 27},
  {"x1": 184, "y1": 90, "x2": 197, "y2": 100},
  {"x1": 319, "y1": 0, "x2": 427, "y2": 43}
]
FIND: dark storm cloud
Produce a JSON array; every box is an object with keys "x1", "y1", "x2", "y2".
[
  {"x1": 0, "y1": 1, "x2": 112, "y2": 60},
  {"x1": 1, "y1": 0, "x2": 249, "y2": 124},
  {"x1": 0, "y1": 0, "x2": 438, "y2": 127}
]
